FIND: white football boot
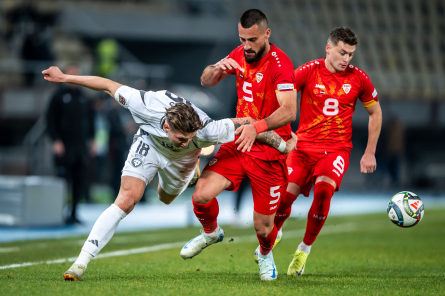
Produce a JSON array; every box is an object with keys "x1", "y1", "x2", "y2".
[
  {"x1": 64, "y1": 263, "x2": 86, "y2": 281},
  {"x1": 257, "y1": 250, "x2": 278, "y2": 281},
  {"x1": 180, "y1": 227, "x2": 224, "y2": 259}
]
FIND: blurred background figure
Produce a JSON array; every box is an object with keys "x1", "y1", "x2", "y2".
[
  {"x1": 46, "y1": 65, "x2": 96, "y2": 224},
  {"x1": 383, "y1": 115, "x2": 406, "y2": 187}
]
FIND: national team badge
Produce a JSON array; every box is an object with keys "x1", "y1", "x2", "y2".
[
  {"x1": 342, "y1": 84, "x2": 351, "y2": 94},
  {"x1": 256, "y1": 73, "x2": 263, "y2": 83},
  {"x1": 288, "y1": 167, "x2": 293, "y2": 175},
  {"x1": 118, "y1": 94, "x2": 126, "y2": 106},
  {"x1": 209, "y1": 158, "x2": 217, "y2": 166}
]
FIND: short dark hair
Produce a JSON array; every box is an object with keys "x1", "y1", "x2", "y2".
[
  {"x1": 161, "y1": 103, "x2": 204, "y2": 134},
  {"x1": 239, "y1": 9, "x2": 268, "y2": 29},
  {"x1": 328, "y1": 27, "x2": 359, "y2": 46}
]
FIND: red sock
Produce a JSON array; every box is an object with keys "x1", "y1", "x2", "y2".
[
  {"x1": 193, "y1": 197, "x2": 219, "y2": 233},
  {"x1": 303, "y1": 182, "x2": 335, "y2": 245},
  {"x1": 274, "y1": 192, "x2": 297, "y2": 231},
  {"x1": 257, "y1": 225, "x2": 278, "y2": 255}
]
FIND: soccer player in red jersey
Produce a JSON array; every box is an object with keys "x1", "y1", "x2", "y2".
[
  {"x1": 273, "y1": 27, "x2": 383, "y2": 276},
  {"x1": 180, "y1": 9, "x2": 297, "y2": 280}
]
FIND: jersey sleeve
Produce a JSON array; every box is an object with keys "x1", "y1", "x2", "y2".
[
  {"x1": 358, "y1": 74, "x2": 378, "y2": 108},
  {"x1": 114, "y1": 85, "x2": 144, "y2": 110},
  {"x1": 270, "y1": 51, "x2": 295, "y2": 92},
  {"x1": 294, "y1": 63, "x2": 311, "y2": 91},
  {"x1": 195, "y1": 119, "x2": 235, "y2": 147},
  {"x1": 220, "y1": 48, "x2": 239, "y2": 75}
]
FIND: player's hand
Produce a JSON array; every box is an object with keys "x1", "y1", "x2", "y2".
[
  {"x1": 42, "y1": 66, "x2": 66, "y2": 83},
  {"x1": 284, "y1": 132, "x2": 298, "y2": 154},
  {"x1": 216, "y1": 58, "x2": 242, "y2": 72},
  {"x1": 52, "y1": 140, "x2": 65, "y2": 156},
  {"x1": 235, "y1": 124, "x2": 257, "y2": 153},
  {"x1": 360, "y1": 152, "x2": 376, "y2": 173}
]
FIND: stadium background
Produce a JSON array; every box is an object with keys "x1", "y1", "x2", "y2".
[{"x1": 0, "y1": 0, "x2": 444, "y2": 239}]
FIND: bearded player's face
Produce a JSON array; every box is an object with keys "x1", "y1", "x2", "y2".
[
  {"x1": 238, "y1": 23, "x2": 270, "y2": 64},
  {"x1": 326, "y1": 41, "x2": 356, "y2": 72}
]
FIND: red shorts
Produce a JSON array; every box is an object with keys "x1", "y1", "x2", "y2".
[
  {"x1": 286, "y1": 148, "x2": 351, "y2": 197},
  {"x1": 204, "y1": 142, "x2": 288, "y2": 215}
]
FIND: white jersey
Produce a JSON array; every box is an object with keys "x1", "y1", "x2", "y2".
[{"x1": 114, "y1": 86, "x2": 234, "y2": 161}]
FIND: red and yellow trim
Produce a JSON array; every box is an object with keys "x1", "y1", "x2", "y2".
[{"x1": 362, "y1": 99, "x2": 377, "y2": 108}]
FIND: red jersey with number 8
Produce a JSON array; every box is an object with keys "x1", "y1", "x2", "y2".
[
  {"x1": 295, "y1": 58, "x2": 378, "y2": 152},
  {"x1": 224, "y1": 43, "x2": 295, "y2": 161}
]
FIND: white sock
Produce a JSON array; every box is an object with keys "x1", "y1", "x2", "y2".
[
  {"x1": 74, "y1": 250, "x2": 93, "y2": 268},
  {"x1": 81, "y1": 204, "x2": 127, "y2": 257},
  {"x1": 203, "y1": 226, "x2": 220, "y2": 240},
  {"x1": 276, "y1": 228, "x2": 282, "y2": 240},
  {"x1": 297, "y1": 241, "x2": 312, "y2": 254}
]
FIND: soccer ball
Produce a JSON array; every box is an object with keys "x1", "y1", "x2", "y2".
[{"x1": 387, "y1": 191, "x2": 424, "y2": 228}]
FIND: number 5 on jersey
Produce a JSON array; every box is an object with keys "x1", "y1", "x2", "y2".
[{"x1": 243, "y1": 81, "x2": 253, "y2": 102}]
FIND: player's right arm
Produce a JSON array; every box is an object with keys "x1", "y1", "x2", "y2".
[
  {"x1": 201, "y1": 58, "x2": 240, "y2": 87},
  {"x1": 231, "y1": 117, "x2": 296, "y2": 154},
  {"x1": 42, "y1": 66, "x2": 122, "y2": 98}
]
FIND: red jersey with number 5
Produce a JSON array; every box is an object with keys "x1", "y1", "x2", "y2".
[
  {"x1": 224, "y1": 43, "x2": 295, "y2": 161},
  {"x1": 295, "y1": 58, "x2": 378, "y2": 152}
]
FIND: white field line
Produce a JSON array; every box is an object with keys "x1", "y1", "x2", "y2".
[
  {"x1": 0, "y1": 222, "x2": 360, "y2": 270},
  {"x1": 0, "y1": 247, "x2": 20, "y2": 253}
]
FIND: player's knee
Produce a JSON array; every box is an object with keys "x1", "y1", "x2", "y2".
[
  {"x1": 192, "y1": 191, "x2": 212, "y2": 205},
  {"x1": 254, "y1": 221, "x2": 274, "y2": 238},
  {"x1": 158, "y1": 194, "x2": 176, "y2": 205},
  {"x1": 115, "y1": 188, "x2": 139, "y2": 214}
]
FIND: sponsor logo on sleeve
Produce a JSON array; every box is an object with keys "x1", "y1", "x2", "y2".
[
  {"x1": 342, "y1": 84, "x2": 351, "y2": 94},
  {"x1": 277, "y1": 84, "x2": 294, "y2": 90},
  {"x1": 256, "y1": 73, "x2": 263, "y2": 83},
  {"x1": 372, "y1": 88, "x2": 378, "y2": 98},
  {"x1": 118, "y1": 94, "x2": 126, "y2": 106},
  {"x1": 225, "y1": 123, "x2": 229, "y2": 139}
]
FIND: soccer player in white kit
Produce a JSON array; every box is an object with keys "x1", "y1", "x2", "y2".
[{"x1": 41, "y1": 66, "x2": 296, "y2": 281}]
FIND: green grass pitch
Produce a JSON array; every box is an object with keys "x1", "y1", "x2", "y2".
[{"x1": 0, "y1": 209, "x2": 444, "y2": 295}]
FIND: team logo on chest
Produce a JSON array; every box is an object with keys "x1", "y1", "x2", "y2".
[
  {"x1": 256, "y1": 72, "x2": 263, "y2": 83},
  {"x1": 342, "y1": 84, "x2": 351, "y2": 94}
]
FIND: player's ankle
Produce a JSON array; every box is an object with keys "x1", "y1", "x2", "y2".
[
  {"x1": 297, "y1": 241, "x2": 312, "y2": 254},
  {"x1": 203, "y1": 225, "x2": 220, "y2": 239},
  {"x1": 74, "y1": 250, "x2": 93, "y2": 268}
]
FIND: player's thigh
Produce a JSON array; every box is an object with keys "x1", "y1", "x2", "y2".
[
  {"x1": 287, "y1": 149, "x2": 314, "y2": 197},
  {"x1": 114, "y1": 176, "x2": 147, "y2": 214},
  {"x1": 314, "y1": 150, "x2": 351, "y2": 191},
  {"x1": 195, "y1": 143, "x2": 245, "y2": 203},
  {"x1": 157, "y1": 157, "x2": 199, "y2": 201},
  {"x1": 246, "y1": 157, "x2": 288, "y2": 215},
  {"x1": 193, "y1": 170, "x2": 233, "y2": 204}
]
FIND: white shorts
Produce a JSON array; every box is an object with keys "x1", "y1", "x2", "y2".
[{"x1": 122, "y1": 135, "x2": 198, "y2": 196}]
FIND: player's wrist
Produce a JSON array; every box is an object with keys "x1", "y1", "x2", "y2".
[
  {"x1": 277, "y1": 139, "x2": 286, "y2": 153},
  {"x1": 253, "y1": 120, "x2": 268, "y2": 134}
]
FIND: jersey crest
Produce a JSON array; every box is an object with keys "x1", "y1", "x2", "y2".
[
  {"x1": 342, "y1": 84, "x2": 351, "y2": 94},
  {"x1": 256, "y1": 72, "x2": 263, "y2": 83}
]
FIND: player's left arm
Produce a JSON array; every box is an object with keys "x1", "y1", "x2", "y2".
[{"x1": 360, "y1": 101, "x2": 382, "y2": 174}]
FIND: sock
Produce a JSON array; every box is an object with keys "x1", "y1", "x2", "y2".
[
  {"x1": 193, "y1": 197, "x2": 219, "y2": 233},
  {"x1": 257, "y1": 225, "x2": 278, "y2": 255},
  {"x1": 81, "y1": 204, "x2": 127, "y2": 257},
  {"x1": 202, "y1": 226, "x2": 221, "y2": 240},
  {"x1": 274, "y1": 192, "x2": 297, "y2": 231},
  {"x1": 74, "y1": 250, "x2": 94, "y2": 268},
  {"x1": 303, "y1": 182, "x2": 335, "y2": 246},
  {"x1": 297, "y1": 241, "x2": 312, "y2": 254}
]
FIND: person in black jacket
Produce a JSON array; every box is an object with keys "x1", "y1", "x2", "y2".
[{"x1": 46, "y1": 65, "x2": 96, "y2": 224}]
